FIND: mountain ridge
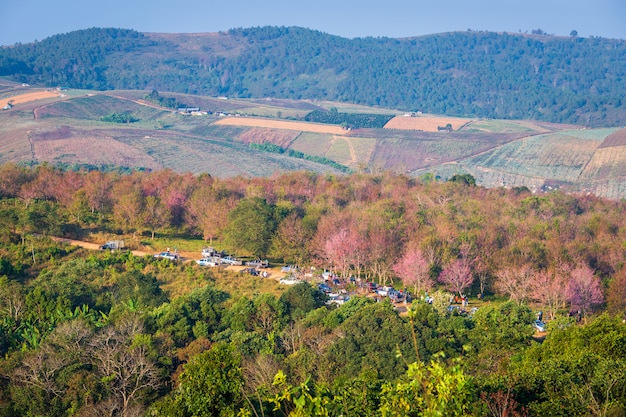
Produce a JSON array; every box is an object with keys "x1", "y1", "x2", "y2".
[{"x1": 2, "y1": 26, "x2": 626, "y2": 127}]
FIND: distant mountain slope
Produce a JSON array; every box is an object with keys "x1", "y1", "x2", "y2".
[
  {"x1": 1, "y1": 81, "x2": 624, "y2": 199},
  {"x1": 1, "y1": 27, "x2": 626, "y2": 127}
]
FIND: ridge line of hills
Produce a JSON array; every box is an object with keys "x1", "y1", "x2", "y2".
[{"x1": 1, "y1": 26, "x2": 626, "y2": 127}]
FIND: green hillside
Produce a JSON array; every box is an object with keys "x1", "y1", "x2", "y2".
[{"x1": 2, "y1": 27, "x2": 626, "y2": 127}]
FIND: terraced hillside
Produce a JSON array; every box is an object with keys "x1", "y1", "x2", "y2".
[{"x1": 1, "y1": 80, "x2": 625, "y2": 199}]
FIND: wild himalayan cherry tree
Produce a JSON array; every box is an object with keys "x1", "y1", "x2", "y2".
[
  {"x1": 392, "y1": 246, "x2": 434, "y2": 296},
  {"x1": 494, "y1": 264, "x2": 535, "y2": 305},
  {"x1": 322, "y1": 226, "x2": 365, "y2": 277},
  {"x1": 438, "y1": 258, "x2": 474, "y2": 298},
  {"x1": 566, "y1": 265, "x2": 604, "y2": 318},
  {"x1": 530, "y1": 267, "x2": 569, "y2": 319}
]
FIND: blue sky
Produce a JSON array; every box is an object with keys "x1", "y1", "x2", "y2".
[{"x1": 1, "y1": 0, "x2": 625, "y2": 46}]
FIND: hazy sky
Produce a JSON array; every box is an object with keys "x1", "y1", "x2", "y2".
[{"x1": 1, "y1": 0, "x2": 624, "y2": 46}]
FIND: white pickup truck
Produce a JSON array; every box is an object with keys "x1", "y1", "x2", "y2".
[{"x1": 100, "y1": 240, "x2": 125, "y2": 250}]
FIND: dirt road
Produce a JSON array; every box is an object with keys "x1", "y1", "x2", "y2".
[
  {"x1": 50, "y1": 237, "x2": 151, "y2": 257},
  {"x1": 50, "y1": 236, "x2": 284, "y2": 278}
]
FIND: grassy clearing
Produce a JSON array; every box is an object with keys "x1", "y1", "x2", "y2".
[
  {"x1": 326, "y1": 137, "x2": 353, "y2": 165},
  {"x1": 348, "y1": 137, "x2": 377, "y2": 163},
  {"x1": 291, "y1": 132, "x2": 333, "y2": 156}
]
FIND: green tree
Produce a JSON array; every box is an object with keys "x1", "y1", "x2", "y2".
[
  {"x1": 379, "y1": 358, "x2": 473, "y2": 417},
  {"x1": 177, "y1": 342, "x2": 245, "y2": 417},
  {"x1": 151, "y1": 285, "x2": 227, "y2": 347},
  {"x1": 466, "y1": 301, "x2": 534, "y2": 375},
  {"x1": 510, "y1": 314, "x2": 626, "y2": 416},
  {"x1": 223, "y1": 197, "x2": 277, "y2": 258},
  {"x1": 279, "y1": 282, "x2": 327, "y2": 321},
  {"x1": 326, "y1": 301, "x2": 414, "y2": 381},
  {"x1": 449, "y1": 174, "x2": 476, "y2": 186}
]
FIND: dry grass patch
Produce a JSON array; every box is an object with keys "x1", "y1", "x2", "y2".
[{"x1": 384, "y1": 115, "x2": 473, "y2": 132}]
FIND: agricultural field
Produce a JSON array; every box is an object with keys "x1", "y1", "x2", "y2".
[
  {"x1": 578, "y1": 146, "x2": 626, "y2": 182},
  {"x1": 290, "y1": 132, "x2": 334, "y2": 157},
  {"x1": 463, "y1": 120, "x2": 548, "y2": 134},
  {"x1": 0, "y1": 126, "x2": 33, "y2": 162},
  {"x1": 236, "y1": 127, "x2": 300, "y2": 148},
  {"x1": 30, "y1": 126, "x2": 162, "y2": 169},
  {"x1": 0, "y1": 80, "x2": 625, "y2": 198},
  {"x1": 384, "y1": 114, "x2": 473, "y2": 132},
  {"x1": 324, "y1": 136, "x2": 377, "y2": 168},
  {"x1": 370, "y1": 134, "x2": 511, "y2": 172},
  {"x1": 597, "y1": 127, "x2": 626, "y2": 147},
  {"x1": 413, "y1": 128, "x2": 625, "y2": 198},
  {"x1": 0, "y1": 90, "x2": 62, "y2": 108},
  {"x1": 463, "y1": 132, "x2": 601, "y2": 182},
  {"x1": 35, "y1": 94, "x2": 166, "y2": 123},
  {"x1": 110, "y1": 129, "x2": 342, "y2": 177}
]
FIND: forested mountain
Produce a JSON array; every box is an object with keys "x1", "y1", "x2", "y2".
[{"x1": 1, "y1": 26, "x2": 626, "y2": 127}]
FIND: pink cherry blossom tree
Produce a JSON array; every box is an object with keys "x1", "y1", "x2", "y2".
[
  {"x1": 531, "y1": 266, "x2": 569, "y2": 320},
  {"x1": 438, "y1": 257, "x2": 473, "y2": 298},
  {"x1": 322, "y1": 226, "x2": 365, "y2": 278},
  {"x1": 392, "y1": 246, "x2": 434, "y2": 296},
  {"x1": 566, "y1": 265, "x2": 604, "y2": 319}
]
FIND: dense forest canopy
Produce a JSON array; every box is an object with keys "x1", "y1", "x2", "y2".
[
  {"x1": 0, "y1": 164, "x2": 625, "y2": 415},
  {"x1": 2, "y1": 26, "x2": 626, "y2": 127}
]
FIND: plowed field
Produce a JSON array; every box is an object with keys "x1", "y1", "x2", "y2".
[
  {"x1": 384, "y1": 115, "x2": 473, "y2": 132},
  {"x1": 1, "y1": 90, "x2": 61, "y2": 108},
  {"x1": 214, "y1": 116, "x2": 348, "y2": 134}
]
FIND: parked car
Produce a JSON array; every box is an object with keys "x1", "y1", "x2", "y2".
[
  {"x1": 154, "y1": 251, "x2": 179, "y2": 261},
  {"x1": 221, "y1": 256, "x2": 242, "y2": 266},
  {"x1": 279, "y1": 277, "x2": 302, "y2": 285},
  {"x1": 318, "y1": 283, "x2": 332, "y2": 293},
  {"x1": 326, "y1": 293, "x2": 350, "y2": 305},
  {"x1": 281, "y1": 265, "x2": 299, "y2": 273},
  {"x1": 246, "y1": 259, "x2": 269, "y2": 268},
  {"x1": 196, "y1": 257, "x2": 220, "y2": 267},
  {"x1": 534, "y1": 320, "x2": 546, "y2": 332},
  {"x1": 376, "y1": 286, "x2": 394, "y2": 297},
  {"x1": 201, "y1": 247, "x2": 218, "y2": 258},
  {"x1": 240, "y1": 267, "x2": 259, "y2": 276}
]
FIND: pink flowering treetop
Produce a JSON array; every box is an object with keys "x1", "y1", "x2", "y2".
[
  {"x1": 392, "y1": 247, "x2": 434, "y2": 296},
  {"x1": 566, "y1": 265, "x2": 604, "y2": 317},
  {"x1": 438, "y1": 258, "x2": 474, "y2": 298}
]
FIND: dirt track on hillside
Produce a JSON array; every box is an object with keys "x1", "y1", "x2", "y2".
[
  {"x1": 50, "y1": 237, "x2": 151, "y2": 257},
  {"x1": 50, "y1": 236, "x2": 285, "y2": 278}
]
